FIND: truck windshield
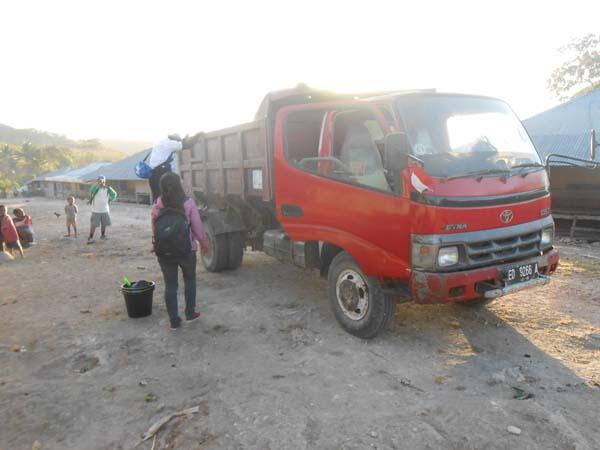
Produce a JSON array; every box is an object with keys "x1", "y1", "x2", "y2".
[{"x1": 394, "y1": 95, "x2": 542, "y2": 178}]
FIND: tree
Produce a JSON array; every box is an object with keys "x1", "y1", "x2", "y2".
[
  {"x1": 0, "y1": 141, "x2": 122, "y2": 192},
  {"x1": 0, "y1": 142, "x2": 76, "y2": 191},
  {"x1": 547, "y1": 33, "x2": 600, "y2": 101}
]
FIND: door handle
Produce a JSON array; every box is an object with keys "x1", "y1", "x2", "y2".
[{"x1": 281, "y1": 204, "x2": 304, "y2": 217}]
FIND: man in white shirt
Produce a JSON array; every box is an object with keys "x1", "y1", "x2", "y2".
[
  {"x1": 87, "y1": 176, "x2": 117, "y2": 244},
  {"x1": 148, "y1": 134, "x2": 182, "y2": 203}
]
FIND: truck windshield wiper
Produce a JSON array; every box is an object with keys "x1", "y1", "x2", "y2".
[
  {"x1": 510, "y1": 162, "x2": 544, "y2": 169},
  {"x1": 510, "y1": 162, "x2": 545, "y2": 177},
  {"x1": 444, "y1": 168, "x2": 511, "y2": 182}
]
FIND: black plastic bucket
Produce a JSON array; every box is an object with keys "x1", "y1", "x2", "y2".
[{"x1": 121, "y1": 281, "x2": 155, "y2": 318}]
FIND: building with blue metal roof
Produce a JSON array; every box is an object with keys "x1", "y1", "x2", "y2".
[
  {"x1": 26, "y1": 162, "x2": 110, "y2": 198},
  {"x1": 84, "y1": 149, "x2": 149, "y2": 182},
  {"x1": 523, "y1": 87, "x2": 600, "y2": 163},
  {"x1": 24, "y1": 148, "x2": 159, "y2": 204},
  {"x1": 30, "y1": 167, "x2": 72, "y2": 182}
]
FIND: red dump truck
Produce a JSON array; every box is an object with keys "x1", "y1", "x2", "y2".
[{"x1": 180, "y1": 86, "x2": 559, "y2": 338}]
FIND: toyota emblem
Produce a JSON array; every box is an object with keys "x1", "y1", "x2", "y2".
[{"x1": 500, "y1": 209, "x2": 514, "y2": 223}]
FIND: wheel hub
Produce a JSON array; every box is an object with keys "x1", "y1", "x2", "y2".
[
  {"x1": 338, "y1": 279, "x2": 360, "y2": 310},
  {"x1": 335, "y1": 269, "x2": 369, "y2": 321}
]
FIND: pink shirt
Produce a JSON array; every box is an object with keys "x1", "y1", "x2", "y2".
[
  {"x1": 0, "y1": 215, "x2": 20, "y2": 243},
  {"x1": 151, "y1": 197, "x2": 209, "y2": 252}
]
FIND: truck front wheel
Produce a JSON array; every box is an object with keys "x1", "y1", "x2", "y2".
[
  {"x1": 201, "y1": 222, "x2": 229, "y2": 272},
  {"x1": 327, "y1": 252, "x2": 395, "y2": 339}
]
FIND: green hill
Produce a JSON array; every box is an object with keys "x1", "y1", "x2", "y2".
[
  {"x1": 0, "y1": 123, "x2": 80, "y2": 147},
  {"x1": 0, "y1": 123, "x2": 152, "y2": 155}
]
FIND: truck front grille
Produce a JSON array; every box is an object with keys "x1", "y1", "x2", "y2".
[{"x1": 465, "y1": 230, "x2": 541, "y2": 265}]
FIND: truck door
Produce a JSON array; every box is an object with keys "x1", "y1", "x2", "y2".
[{"x1": 274, "y1": 103, "x2": 411, "y2": 278}]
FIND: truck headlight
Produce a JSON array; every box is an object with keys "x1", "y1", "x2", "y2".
[
  {"x1": 438, "y1": 246, "x2": 459, "y2": 267},
  {"x1": 411, "y1": 242, "x2": 436, "y2": 269},
  {"x1": 541, "y1": 227, "x2": 553, "y2": 248}
]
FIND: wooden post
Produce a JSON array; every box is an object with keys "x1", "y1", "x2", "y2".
[
  {"x1": 238, "y1": 131, "x2": 245, "y2": 199},
  {"x1": 570, "y1": 216, "x2": 578, "y2": 239}
]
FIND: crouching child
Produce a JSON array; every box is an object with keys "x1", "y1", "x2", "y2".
[{"x1": 0, "y1": 205, "x2": 24, "y2": 258}]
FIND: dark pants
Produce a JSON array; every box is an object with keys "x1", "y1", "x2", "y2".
[
  {"x1": 158, "y1": 252, "x2": 197, "y2": 326},
  {"x1": 17, "y1": 227, "x2": 34, "y2": 245},
  {"x1": 149, "y1": 166, "x2": 172, "y2": 203}
]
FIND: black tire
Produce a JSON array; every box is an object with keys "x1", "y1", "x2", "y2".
[
  {"x1": 201, "y1": 222, "x2": 229, "y2": 272},
  {"x1": 458, "y1": 297, "x2": 494, "y2": 308},
  {"x1": 226, "y1": 232, "x2": 244, "y2": 270},
  {"x1": 327, "y1": 252, "x2": 395, "y2": 339}
]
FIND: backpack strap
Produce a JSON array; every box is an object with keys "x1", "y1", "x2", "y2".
[
  {"x1": 158, "y1": 206, "x2": 189, "y2": 223},
  {"x1": 88, "y1": 184, "x2": 100, "y2": 205},
  {"x1": 160, "y1": 151, "x2": 175, "y2": 167},
  {"x1": 154, "y1": 151, "x2": 176, "y2": 171}
]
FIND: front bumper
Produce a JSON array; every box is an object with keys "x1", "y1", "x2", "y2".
[{"x1": 409, "y1": 249, "x2": 559, "y2": 304}]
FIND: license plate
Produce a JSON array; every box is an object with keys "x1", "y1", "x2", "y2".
[{"x1": 503, "y1": 262, "x2": 538, "y2": 284}]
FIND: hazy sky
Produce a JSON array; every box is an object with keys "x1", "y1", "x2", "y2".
[{"x1": 1, "y1": 0, "x2": 599, "y2": 142}]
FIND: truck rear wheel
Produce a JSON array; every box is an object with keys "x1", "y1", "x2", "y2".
[
  {"x1": 226, "y1": 232, "x2": 244, "y2": 270},
  {"x1": 327, "y1": 252, "x2": 395, "y2": 339},
  {"x1": 201, "y1": 222, "x2": 229, "y2": 272}
]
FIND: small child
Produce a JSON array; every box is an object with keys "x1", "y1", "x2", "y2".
[
  {"x1": 13, "y1": 208, "x2": 35, "y2": 247},
  {"x1": 0, "y1": 205, "x2": 24, "y2": 258},
  {"x1": 64, "y1": 196, "x2": 78, "y2": 237}
]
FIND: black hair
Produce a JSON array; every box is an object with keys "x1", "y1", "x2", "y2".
[
  {"x1": 13, "y1": 208, "x2": 23, "y2": 217},
  {"x1": 159, "y1": 172, "x2": 186, "y2": 211}
]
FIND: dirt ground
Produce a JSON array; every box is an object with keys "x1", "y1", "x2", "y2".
[{"x1": 1, "y1": 197, "x2": 599, "y2": 450}]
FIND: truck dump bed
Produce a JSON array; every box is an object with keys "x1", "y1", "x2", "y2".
[{"x1": 179, "y1": 118, "x2": 273, "y2": 203}]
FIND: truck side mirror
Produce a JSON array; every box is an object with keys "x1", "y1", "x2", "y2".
[{"x1": 384, "y1": 132, "x2": 411, "y2": 171}]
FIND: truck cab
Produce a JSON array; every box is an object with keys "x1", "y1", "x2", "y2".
[{"x1": 273, "y1": 92, "x2": 558, "y2": 336}]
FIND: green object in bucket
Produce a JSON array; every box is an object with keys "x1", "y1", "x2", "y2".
[{"x1": 123, "y1": 276, "x2": 132, "y2": 287}]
